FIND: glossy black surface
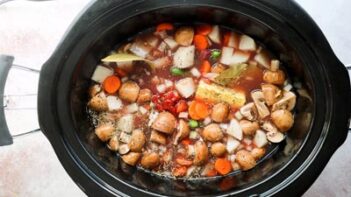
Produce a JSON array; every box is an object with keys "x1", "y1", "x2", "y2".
[{"x1": 38, "y1": 0, "x2": 351, "y2": 196}]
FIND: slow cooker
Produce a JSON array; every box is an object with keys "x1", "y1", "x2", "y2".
[{"x1": 0, "y1": 0, "x2": 350, "y2": 196}]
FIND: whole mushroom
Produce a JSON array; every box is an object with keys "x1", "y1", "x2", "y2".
[
  {"x1": 211, "y1": 103, "x2": 229, "y2": 123},
  {"x1": 193, "y1": 141, "x2": 209, "y2": 165},
  {"x1": 95, "y1": 124, "x2": 115, "y2": 142},
  {"x1": 121, "y1": 152, "x2": 141, "y2": 166},
  {"x1": 202, "y1": 123, "x2": 224, "y2": 142},
  {"x1": 210, "y1": 142, "x2": 227, "y2": 157},
  {"x1": 271, "y1": 109, "x2": 294, "y2": 132},
  {"x1": 239, "y1": 120, "x2": 259, "y2": 136},
  {"x1": 236, "y1": 150, "x2": 256, "y2": 171},
  {"x1": 118, "y1": 81, "x2": 140, "y2": 103},
  {"x1": 152, "y1": 112, "x2": 177, "y2": 134},
  {"x1": 141, "y1": 152, "x2": 160, "y2": 169},
  {"x1": 128, "y1": 129, "x2": 146, "y2": 152}
]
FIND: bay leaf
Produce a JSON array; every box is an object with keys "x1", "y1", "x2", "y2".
[
  {"x1": 214, "y1": 63, "x2": 248, "y2": 86},
  {"x1": 101, "y1": 53, "x2": 154, "y2": 68}
]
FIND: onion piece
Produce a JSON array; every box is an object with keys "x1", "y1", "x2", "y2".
[
  {"x1": 226, "y1": 119, "x2": 243, "y2": 140},
  {"x1": 208, "y1": 25, "x2": 221, "y2": 44},
  {"x1": 126, "y1": 103, "x2": 139, "y2": 113},
  {"x1": 190, "y1": 67, "x2": 201, "y2": 78},
  {"x1": 173, "y1": 45, "x2": 195, "y2": 69},
  {"x1": 254, "y1": 129, "x2": 268, "y2": 148},
  {"x1": 175, "y1": 77, "x2": 196, "y2": 98},
  {"x1": 117, "y1": 114, "x2": 134, "y2": 133},
  {"x1": 238, "y1": 35, "x2": 256, "y2": 51}
]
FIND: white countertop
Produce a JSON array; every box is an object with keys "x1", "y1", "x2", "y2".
[{"x1": 0, "y1": 0, "x2": 350, "y2": 196}]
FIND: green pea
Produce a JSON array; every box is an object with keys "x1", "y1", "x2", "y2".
[
  {"x1": 170, "y1": 67, "x2": 184, "y2": 76},
  {"x1": 188, "y1": 120, "x2": 199, "y2": 128},
  {"x1": 211, "y1": 50, "x2": 221, "y2": 59}
]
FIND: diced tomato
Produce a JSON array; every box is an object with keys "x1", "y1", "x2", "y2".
[{"x1": 176, "y1": 100, "x2": 188, "y2": 113}]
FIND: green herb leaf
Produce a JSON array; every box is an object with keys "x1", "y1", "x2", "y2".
[{"x1": 214, "y1": 64, "x2": 248, "y2": 86}]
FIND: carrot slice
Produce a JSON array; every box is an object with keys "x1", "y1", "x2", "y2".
[
  {"x1": 115, "y1": 67, "x2": 127, "y2": 77},
  {"x1": 196, "y1": 24, "x2": 212, "y2": 35},
  {"x1": 156, "y1": 23, "x2": 174, "y2": 32},
  {"x1": 194, "y1": 35, "x2": 208, "y2": 50},
  {"x1": 214, "y1": 158, "x2": 232, "y2": 175},
  {"x1": 200, "y1": 60, "x2": 211, "y2": 74},
  {"x1": 223, "y1": 32, "x2": 231, "y2": 46},
  {"x1": 206, "y1": 169, "x2": 218, "y2": 177},
  {"x1": 181, "y1": 138, "x2": 192, "y2": 146},
  {"x1": 194, "y1": 101, "x2": 210, "y2": 119},
  {"x1": 172, "y1": 166, "x2": 188, "y2": 177},
  {"x1": 189, "y1": 101, "x2": 201, "y2": 120},
  {"x1": 103, "y1": 75, "x2": 121, "y2": 94}
]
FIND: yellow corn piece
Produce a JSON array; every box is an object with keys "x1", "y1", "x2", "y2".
[{"x1": 195, "y1": 80, "x2": 246, "y2": 108}]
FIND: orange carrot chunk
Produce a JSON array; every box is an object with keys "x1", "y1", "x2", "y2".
[
  {"x1": 215, "y1": 158, "x2": 232, "y2": 175},
  {"x1": 196, "y1": 24, "x2": 212, "y2": 35},
  {"x1": 103, "y1": 75, "x2": 121, "y2": 94},
  {"x1": 189, "y1": 101, "x2": 201, "y2": 120},
  {"x1": 194, "y1": 35, "x2": 208, "y2": 50},
  {"x1": 200, "y1": 60, "x2": 211, "y2": 74},
  {"x1": 194, "y1": 101, "x2": 210, "y2": 119},
  {"x1": 156, "y1": 23, "x2": 174, "y2": 32}
]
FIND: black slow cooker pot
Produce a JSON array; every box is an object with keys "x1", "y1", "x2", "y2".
[{"x1": 0, "y1": 0, "x2": 350, "y2": 196}]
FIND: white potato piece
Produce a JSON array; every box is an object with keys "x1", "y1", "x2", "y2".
[
  {"x1": 129, "y1": 39, "x2": 152, "y2": 58},
  {"x1": 254, "y1": 129, "x2": 268, "y2": 148},
  {"x1": 220, "y1": 47, "x2": 250, "y2": 65},
  {"x1": 173, "y1": 45, "x2": 195, "y2": 68},
  {"x1": 175, "y1": 77, "x2": 196, "y2": 98},
  {"x1": 227, "y1": 32, "x2": 240, "y2": 48},
  {"x1": 239, "y1": 35, "x2": 256, "y2": 51},
  {"x1": 254, "y1": 51, "x2": 271, "y2": 69},
  {"x1": 227, "y1": 119, "x2": 243, "y2": 140},
  {"x1": 91, "y1": 65, "x2": 113, "y2": 83}
]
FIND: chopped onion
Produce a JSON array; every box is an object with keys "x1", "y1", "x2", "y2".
[
  {"x1": 284, "y1": 84, "x2": 293, "y2": 91},
  {"x1": 156, "y1": 84, "x2": 167, "y2": 93},
  {"x1": 164, "y1": 37, "x2": 178, "y2": 50},
  {"x1": 203, "y1": 117, "x2": 212, "y2": 125},
  {"x1": 148, "y1": 110, "x2": 159, "y2": 127},
  {"x1": 189, "y1": 131, "x2": 198, "y2": 139},
  {"x1": 139, "y1": 106, "x2": 148, "y2": 114},
  {"x1": 226, "y1": 137, "x2": 240, "y2": 153},
  {"x1": 190, "y1": 67, "x2": 201, "y2": 78},
  {"x1": 234, "y1": 111, "x2": 243, "y2": 120},
  {"x1": 106, "y1": 96, "x2": 123, "y2": 111},
  {"x1": 119, "y1": 132, "x2": 131, "y2": 144},
  {"x1": 208, "y1": 25, "x2": 221, "y2": 44},
  {"x1": 126, "y1": 103, "x2": 139, "y2": 113},
  {"x1": 219, "y1": 123, "x2": 229, "y2": 130},
  {"x1": 254, "y1": 129, "x2": 268, "y2": 148},
  {"x1": 178, "y1": 112, "x2": 189, "y2": 119},
  {"x1": 173, "y1": 45, "x2": 195, "y2": 68},
  {"x1": 238, "y1": 35, "x2": 256, "y2": 51},
  {"x1": 121, "y1": 77, "x2": 129, "y2": 82},
  {"x1": 91, "y1": 65, "x2": 113, "y2": 83},
  {"x1": 164, "y1": 79, "x2": 174, "y2": 88}
]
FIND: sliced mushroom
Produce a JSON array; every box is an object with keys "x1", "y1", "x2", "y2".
[
  {"x1": 193, "y1": 141, "x2": 209, "y2": 166},
  {"x1": 141, "y1": 152, "x2": 160, "y2": 169},
  {"x1": 88, "y1": 92, "x2": 108, "y2": 112},
  {"x1": 174, "y1": 26, "x2": 194, "y2": 46},
  {"x1": 202, "y1": 123, "x2": 224, "y2": 142},
  {"x1": 236, "y1": 150, "x2": 256, "y2": 171},
  {"x1": 261, "y1": 84, "x2": 282, "y2": 106},
  {"x1": 266, "y1": 131, "x2": 285, "y2": 143},
  {"x1": 272, "y1": 91, "x2": 296, "y2": 112},
  {"x1": 108, "y1": 135, "x2": 119, "y2": 151},
  {"x1": 137, "y1": 88, "x2": 152, "y2": 104},
  {"x1": 239, "y1": 102, "x2": 257, "y2": 121},
  {"x1": 251, "y1": 91, "x2": 270, "y2": 119},
  {"x1": 263, "y1": 70, "x2": 285, "y2": 85},
  {"x1": 119, "y1": 144, "x2": 130, "y2": 155},
  {"x1": 150, "y1": 130, "x2": 167, "y2": 145},
  {"x1": 271, "y1": 109, "x2": 294, "y2": 132},
  {"x1": 121, "y1": 152, "x2": 141, "y2": 166},
  {"x1": 239, "y1": 120, "x2": 259, "y2": 136},
  {"x1": 261, "y1": 121, "x2": 279, "y2": 133},
  {"x1": 128, "y1": 129, "x2": 146, "y2": 152},
  {"x1": 210, "y1": 142, "x2": 227, "y2": 157},
  {"x1": 95, "y1": 124, "x2": 115, "y2": 142},
  {"x1": 251, "y1": 148, "x2": 266, "y2": 160},
  {"x1": 211, "y1": 103, "x2": 229, "y2": 123},
  {"x1": 173, "y1": 119, "x2": 190, "y2": 145},
  {"x1": 152, "y1": 112, "x2": 177, "y2": 134},
  {"x1": 118, "y1": 81, "x2": 140, "y2": 103}
]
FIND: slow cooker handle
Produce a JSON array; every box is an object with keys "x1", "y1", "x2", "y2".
[{"x1": 0, "y1": 55, "x2": 41, "y2": 146}]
